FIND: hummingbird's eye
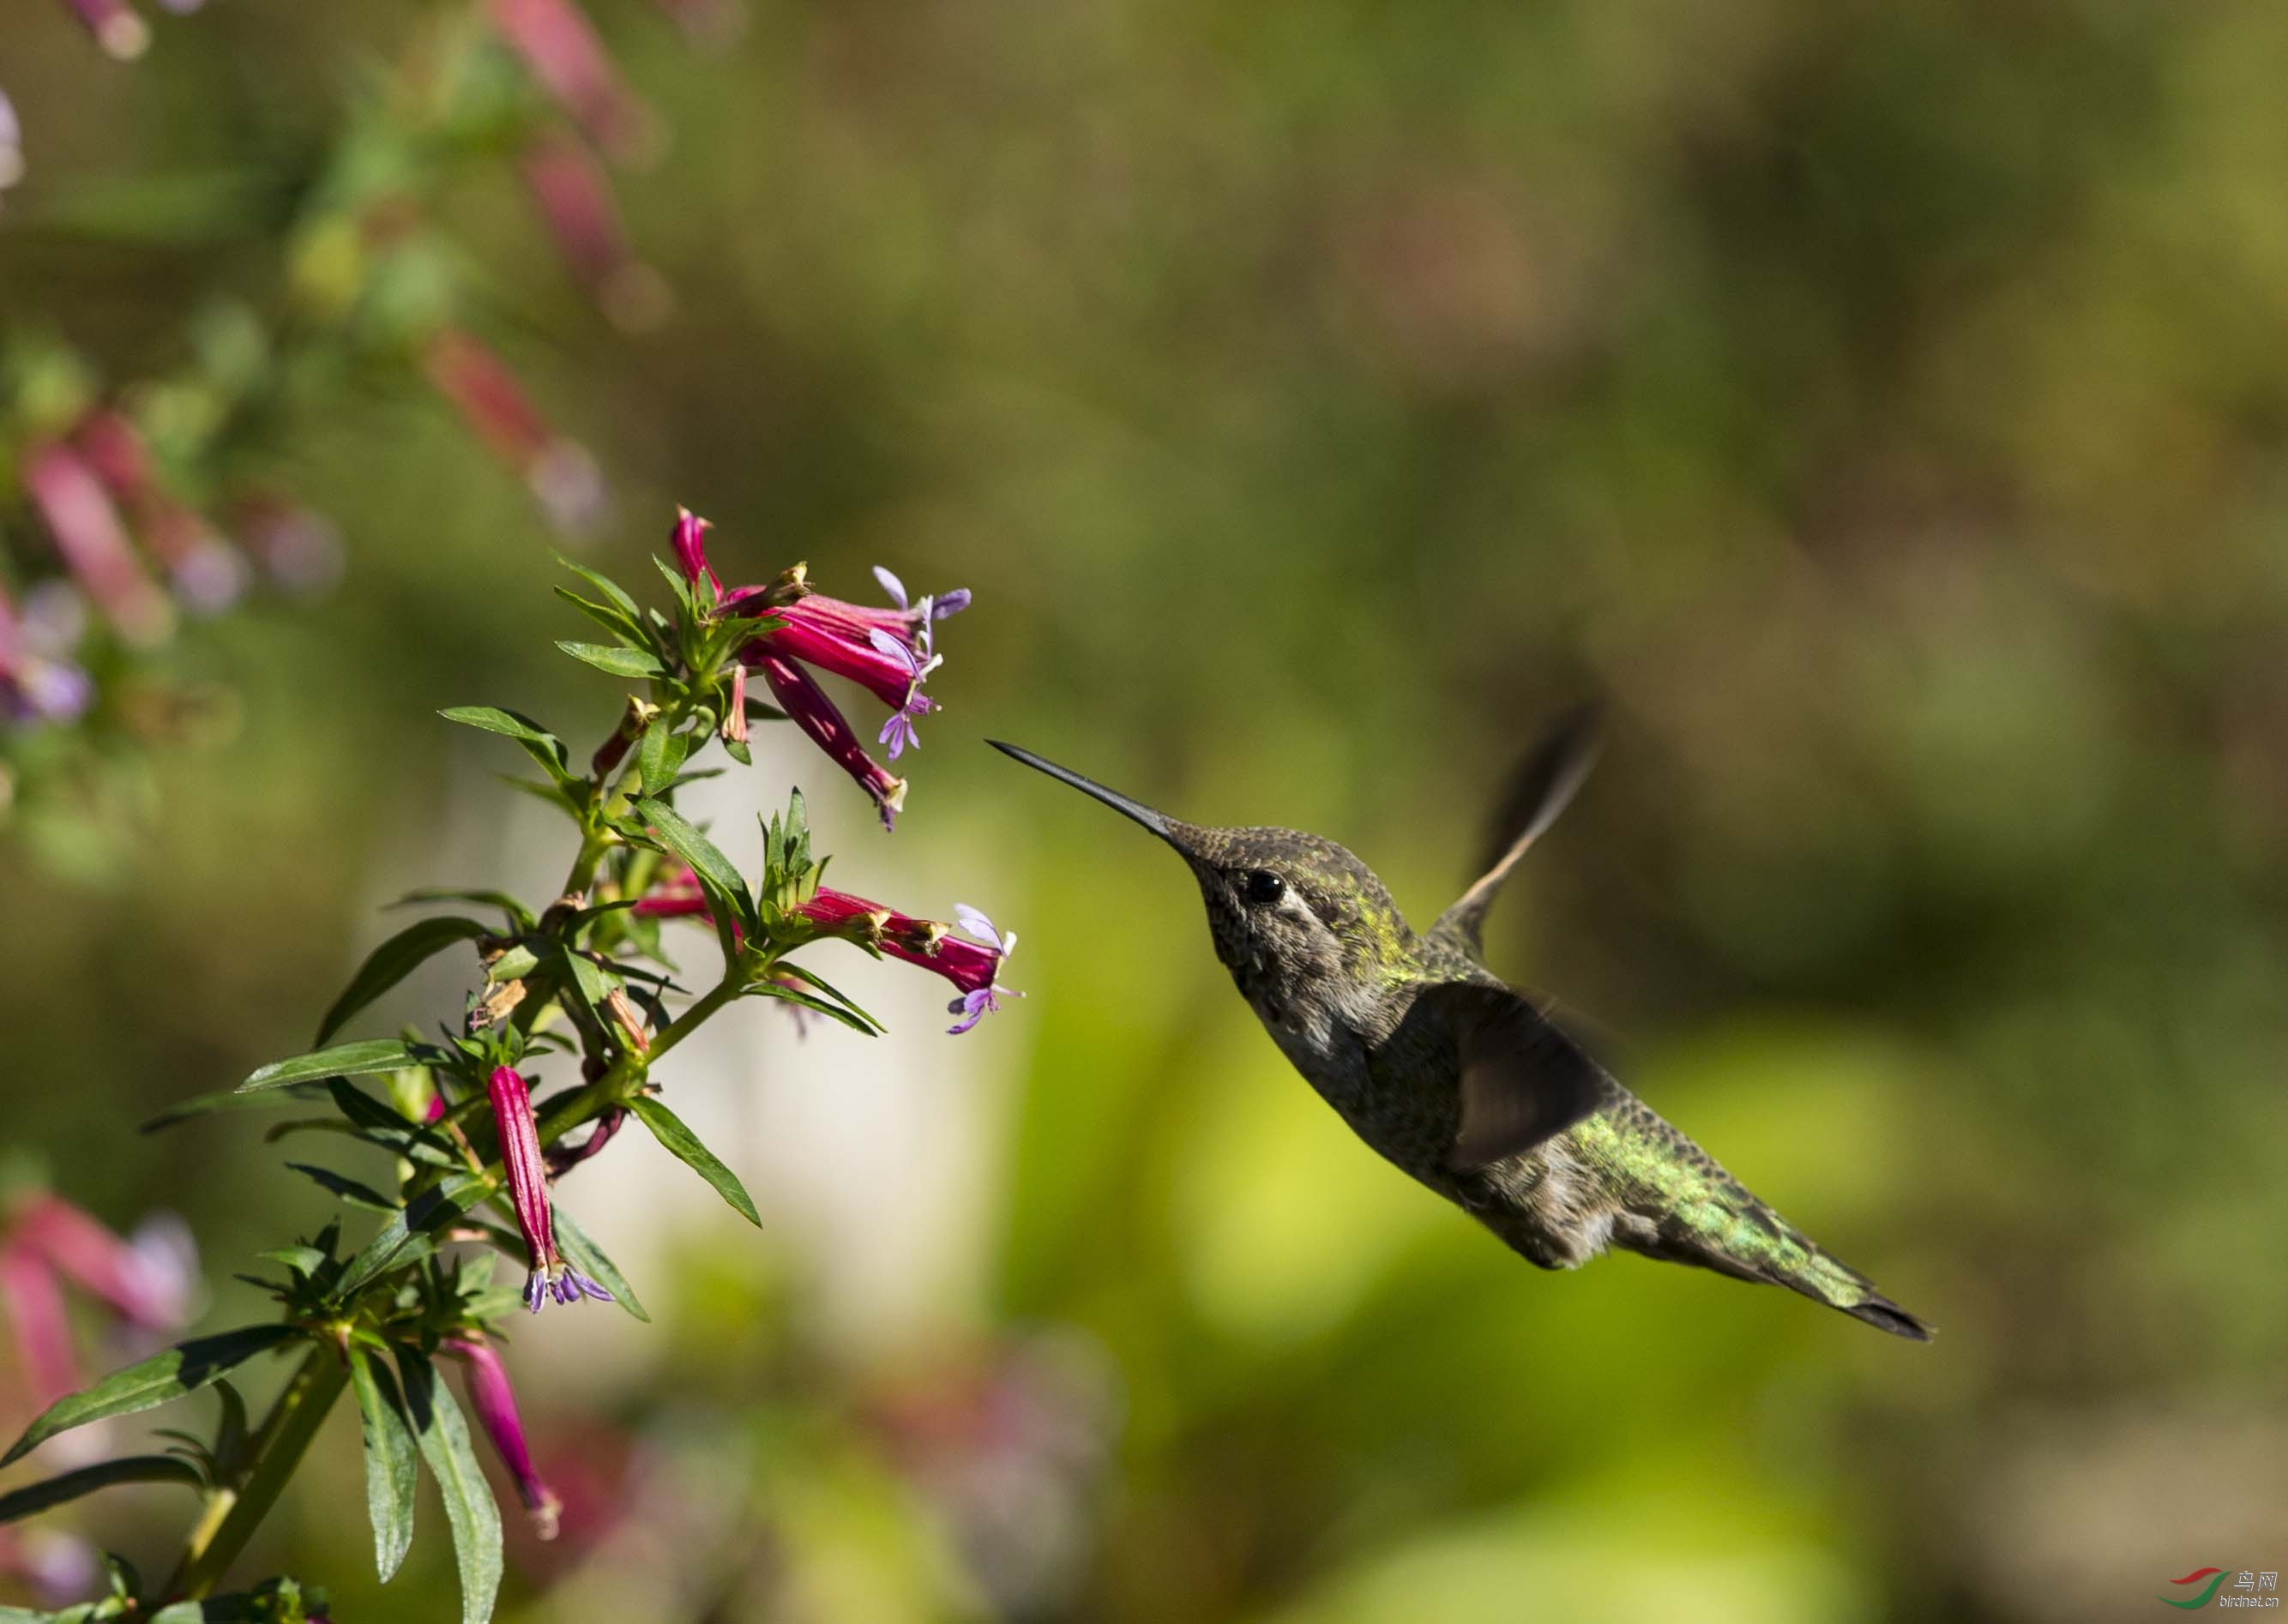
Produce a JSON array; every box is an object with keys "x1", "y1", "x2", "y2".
[{"x1": 1242, "y1": 869, "x2": 1285, "y2": 905}]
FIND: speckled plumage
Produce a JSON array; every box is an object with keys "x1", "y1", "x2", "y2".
[{"x1": 993, "y1": 737, "x2": 1931, "y2": 1341}]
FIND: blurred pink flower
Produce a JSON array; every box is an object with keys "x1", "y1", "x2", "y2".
[
  {"x1": 489, "y1": 0, "x2": 661, "y2": 167},
  {"x1": 518, "y1": 130, "x2": 670, "y2": 331},
  {"x1": 422, "y1": 328, "x2": 604, "y2": 534},
  {"x1": 21, "y1": 442, "x2": 173, "y2": 646},
  {"x1": 57, "y1": 0, "x2": 150, "y2": 60}
]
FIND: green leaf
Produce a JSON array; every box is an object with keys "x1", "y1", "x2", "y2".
[
  {"x1": 552, "y1": 550, "x2": 640, "y2": 621},
  {"x1": 551, "y1": 1206, "x2": 647, "y2": 1323},
  {"x1": 748, "y1": 974, "x2": 882, "y2": 1037},
  {"x1": 628, "y1": 1097, "x2": 762, "y2": 1228},
  {"x1": 397, "y1": 1350, "x2": 502, "y2": 1624},
  {"x1": 635, "y1": 716, "x2": 689, "y2": 796},
  {"x1": 347, "y1": 1348, "x2": 418, "y2": 1583},
  {"x1": 316, "y1": 917, "x2": 491, "y2": 1046},
  {"x1": 768, "y1": 961, "x2": 883, "y2": 1034},
  {"x1": 238, "y1": 1040, "x2": 415, "y2": 1095},
  {"x1": 556, "y1": 641, "x2": 667, "y2": 680},
  {"x1": 3, "y1": 1327, "x2": 304, "y2": 1465},
  {"x1": 256, "y1": 1245, "x2": 328, "y2": 1278},
  {"x1": 391, "y1": 888, "x2": 537, "y2": 932},
  {"x1": 0, "y1": 1455, "x2": 204, "y2": 1524},
  {"x1": 286, "y1": 1164, "x2": 398, "y2": 1213},
  {"x1": 333, "y1": 1174, "x2": 491, "y2": 1301},
  {"x1": 437, "y1": 707, "x2": 575, "y2": 785},
  {"x1": 632, "y1": 797, "x2": 753, "y2": 923},
  {"x1": 327, "y1": 1080, "x2": 458, "y2": 1167},
  {"x1": 552, "y1": 584, "x2": 646, "y2": 645},
  {"x1": 141, "y1": 1084, "x2": 327, "y2": 1134}
]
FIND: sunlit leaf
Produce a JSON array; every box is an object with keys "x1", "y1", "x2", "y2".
[
  {"x1": 316, "y1": 917, "x2": 491, "y2": 1045},
  {"x1": 629, "y1": 1097, "x2": 762, "y2": 1227},
  {"x1": 347, "y1": 1348, "x2": 418, "y2": 1582},
  {"x1": 398, "y1": 1350, "x2": 501, "y2": 1624}
]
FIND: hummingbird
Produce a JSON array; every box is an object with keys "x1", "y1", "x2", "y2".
[{"x1": 990, "y1": 716, "x2": 1931, "y2": 1340}]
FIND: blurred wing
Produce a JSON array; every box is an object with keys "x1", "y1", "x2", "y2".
[
  {"x1": 1425, "y1": 983, "x2": 1608, "y2": 1170},
  {"x1": 1429, "y1": 703, "x2": 1601, "y2": 956}
]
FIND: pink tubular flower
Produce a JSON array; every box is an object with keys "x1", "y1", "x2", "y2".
[
  {"x1": 489, "y1": 0, "x2": 661, "y2": 167},
  {"x1": 721, "y1": 659, "x2": 749, "y2": 745},
  {"x1": 518, "y1": 129, "x2": 671, "y2": 332},
  {"x1": 796, "y1": 887, "x2": 1019, "y2": 1034},
  {"x1": 668, "y1": 506, "x2": 719, "y2": 596},
  {"x1": 444, "y1": 1337, "x2": 563, "y2": 1538},
  {"x1": 753, "y1": 653, "x2": 908, "y2": 830},
  {"x1": 422, "y1": 328, "x2": 604, "y2": 534},
  {"x1": 485, "y1": 1067, "x2": 611, "y2": 1313},
  {"x1": 21, "y1": 442, "x2": 172, "y2": 646},
  {"x1": 58, "y1": 0, "x2": 151, "y2": 60},
  {"x1": 731, "y1": 566, "x2": 968, "y2": 759}
]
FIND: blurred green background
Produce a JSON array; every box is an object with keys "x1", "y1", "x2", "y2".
[{"x1": 4, "y1": 1, "x2": 2286, "y2": 1620}]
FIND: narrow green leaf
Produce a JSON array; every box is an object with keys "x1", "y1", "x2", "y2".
[
  {"x1": 286, "y1": 1164, "x2": 397, "y2": 1213},
  {"x1": 141, "y1": 1085, "x2": 326, "y2": 1134},
  {"x1": 552, "y1": 585, "x2": 645, "y2": 644},
  {"x1": 552, "y1": 550, "x2": 641, "y2": 620},
  {"x1": 769, "y1": 961, "x2": 883, "y2": 1034},
  {"x1": 632, "y1": 797, "x2": 753, "y2": 921},
  {"x1": 238, "y1": 1040, "x2": 414, "y2": 1095},
  {"x1": 347, "y1": 1349, "x2": 418, "y2": 1582},
  {"x1": 316, "y1": 917, "x2": 491, "y2": 1045},
  {"x1": 628, "y1": 1097, "x2": 762, "y2": 1228},
  {"x1": 552, "y1": 1206, "x2": 647, "y2": 1323},
  {"x1": 3, "y1": 1327, "x2": 304, "y2": 1465},
  {"x1": 437, "y1": 707, "x2": 575, "y2": 785},
  {"x1": 391, "y1": 888, "x2": 537, "y2": 932},
  {"x1": 332, "y1": 1174, "x2": 490, "y2": 1301},
  {"x1": 556, "y1": 641, "x2": 666, "y2": 679},
  {"x1": 748, "y1": 976, "x2": 882, "y2": 1037},
  {"x1": 256, "y1": 1245, "x2": 327, "y2": 1277},
  {"x1": 397, "y1": 1350, "x2": 502, "y2": 1624},
  {"x1": 0, "y1": 1456, "x2": 204, "y2": 1524},
  {"x1": 327, "y1": 1080, "x2": 457, "y2": 1167}
]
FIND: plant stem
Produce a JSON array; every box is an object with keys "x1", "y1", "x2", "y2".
[{"x1": 166, "y1": 1344, "x2": 349, "y2": 1601}]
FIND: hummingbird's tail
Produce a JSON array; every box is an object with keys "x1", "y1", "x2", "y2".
[
  {"x1": 1777, "y1": 1245, "x2": 1935, "y2": 1342},
  {"x1": 1644, "y1": 1215, "x2": 1934, "y2": 1341}
]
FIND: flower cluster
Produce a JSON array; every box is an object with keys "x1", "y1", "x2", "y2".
[
  {"x1": 0, "y1": 512, "x2": 1020, "y2": 1623},
  {"x1": 668, "y1": 514, "x2": 971, "y2": 828}
]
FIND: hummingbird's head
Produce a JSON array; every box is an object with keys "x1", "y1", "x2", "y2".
[{"x1": 989, "y1": 743, "x2": 1418, "y2": 1007}]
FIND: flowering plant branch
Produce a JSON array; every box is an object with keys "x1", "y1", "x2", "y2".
[{"x1": 0, "y1": 508, "x2": 1016, "y2": 1621}]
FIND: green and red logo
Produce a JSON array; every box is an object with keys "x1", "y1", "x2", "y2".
[{"x1": 2163, "y1": 1568, "x2": 2228, "y2": 1609}]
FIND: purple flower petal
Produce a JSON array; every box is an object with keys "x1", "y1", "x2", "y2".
[
  {"x1": 867, "y1": 625, "x2": 920, "y2": 673},
  {"x1": 523, "y1": 1273, "x2": 548, "y2": 1314},
  {"x1": 931, "y1": 588, "x2": 972, "y2": 620},
  {"x1": 953, "y1": 905, "x2": 997, "y2": 944},
  {"x1": 872, "y1": 564, "x2": 909, "y2": 609}
]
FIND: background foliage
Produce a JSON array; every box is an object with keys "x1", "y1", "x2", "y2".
[{"x1": 4, "y1": 1, "x2": 2284, "y2": 1620}]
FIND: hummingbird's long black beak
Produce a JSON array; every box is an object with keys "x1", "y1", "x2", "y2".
[{"x1": 988, "y1": 740, "x2": 1177, "y2": 844}]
